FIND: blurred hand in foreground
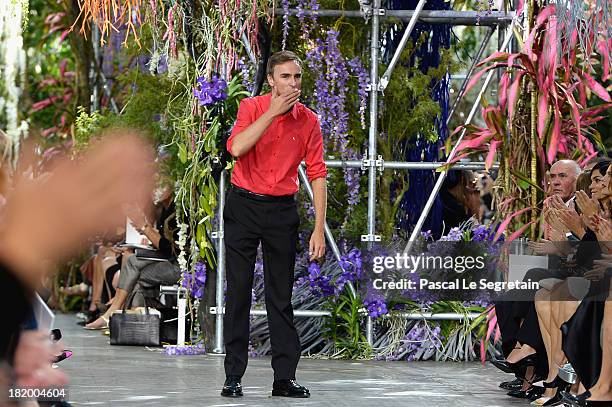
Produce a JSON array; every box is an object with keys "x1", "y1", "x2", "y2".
[{"x1": 0, "y1": 129, "x2": 156, "y2": 289}]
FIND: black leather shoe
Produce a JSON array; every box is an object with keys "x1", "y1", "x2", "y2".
[
  {"x1": 272, "y1": 379, "x2": 310, "y2": 398},
  {"x1": 561, "y1": 392, "x2": 612, "y2": 407},
  {"x1": 539, "y1": 377, "x2": 572, "y2": 406},
  {"x1": 500, "y1": 378, "x2": 523, "y2": 390},
  {"x1": 491, "y1": 359, "x2": 515, "y2": 373},
  {"x1": 543, "y1": 375, "x2": 571, "y2": 389},
  {"x1": 527, "y1": 386, "x2": 546, "y2": 402},
  {"x1": 221, "y1": 376, "x2": 243, "y2": 397},
  {"x1": 507, "y1": 385, "x2": 544, "y2": 400},
  {"x1": 491, "y1": 354, "x2": 537, "y2": 378},
  {"x1": 561, "y1": 390, "x2": 590, "y2": 406},
  {"x1": 542, "y1": 391, "x2": 569, "y2": 406}
]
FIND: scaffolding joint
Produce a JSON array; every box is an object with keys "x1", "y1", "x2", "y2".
[
  {"x1": 361, "y1": 155, "x2": 384, "y2": 172},
  {"x1": 361, "y1": 4, "x2": 385, "y2": 19},
  {"x1": 366, "y1": 81, "x2": 386, "y2": 92},
  {"x1": 379, "y1": 76, "x2": 390, "y2": 90},
  {"x1": 361, "y1": 234, "x2": 382, "y2": 242}
]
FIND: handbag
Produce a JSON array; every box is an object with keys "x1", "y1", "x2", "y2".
[
  {"x1": 135, "y1": 248, "x2": 170, "y2": 262},
  {"x1": 159, "y1": 307, "x2": 191, "y2": 344},
  {"x1": 109, "y1": 290, "x2": 160, "y2": 346}
]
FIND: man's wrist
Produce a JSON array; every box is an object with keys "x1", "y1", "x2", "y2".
[{"x1": 263, "y1": 110, "x2": 277, "y2": 121}]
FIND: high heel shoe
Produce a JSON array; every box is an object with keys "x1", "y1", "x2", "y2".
[
  {"x1": 562, "y1": 391, "x2": 612, "y2": 407},
  {"x1": 543, "y1": 376, "x2": 566, "y2": 389},
  {"x1": 53, "y1": 350, "x2": 73, "y2": 364},
  {"x1": 541, "y1": 391, "x2": 569, "y2": 406},
  {"x1": 536, "y1": 375, "x2": 572, "y2": 406},
  {"x1": 500, "y1": 377, "x2": 523, "y2": 390},
  {"x1": 561, "y1": 390, "x2": 591, "y2": 407},
  {"x1": 507, "y1": 385, "x2": 545, "y2": 400},
  {"x1": 491, "y1": 354, "x2": 537, "y2": 377}
]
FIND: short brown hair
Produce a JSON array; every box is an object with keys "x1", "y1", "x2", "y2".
[{"x1": 266, "y1": 51, "x2": 302, "y2": 76}]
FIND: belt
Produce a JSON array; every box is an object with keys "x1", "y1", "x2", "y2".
[{"x1": 230, "y1": 185, "x2": 295, "y2": 203}]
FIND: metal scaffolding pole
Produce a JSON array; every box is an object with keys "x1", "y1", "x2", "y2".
[
  {"x1": 275, "y1": 8, "x2": 515, "y2": 26},
  {"x1": 403, "y1": 19, "x2": 517, "y2": 256},
  {"x1": 389, "y1": 312, "x2": 483, "y2": 320},
  {"x1": 211, "y1": 307, "x2": 332, "y2": 317},
  {"x1": 213, "y1": 170, "x2": 227, "y2": 354},
  {"x1": 379, "y1": 0, "x2": 428, "y2": 90},
  {"x1": 448, "y1": 26, "x2": 496, "y2": 122},
  {"x1": 321, "y1": 160, "x2": 499, "y2": 170},
  {"x1": 211, "y1": 308, "x2": 483, "y2": 321},
  {"x1": 364, "y1": 0, "x2": 383, "y2": 346}
]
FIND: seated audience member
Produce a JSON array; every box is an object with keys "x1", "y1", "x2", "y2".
[
  {"x1": 493, "y1": 159, "x2": 612, "y2": 405},
  {"x1": 492, "y1": 159, "x2": 580, "y2": 397},
  {"x1": 477, "y1": 171, "x2": 495, "y2": 224},
  {"x1": 438, "y1": 170, "x2": 481, "y2": 237},
  {"x1": 576, "y1": 170, "x2": 593, "y2": 197},
  {"x1": 557, "y1": 162, "x2": 612, "y2": 406},
  {"x1": 85, "y1": 228, "x2": 125, "y2": 316},
  {"x1": 57, "y1": 227, "x2": 125, "y2": 325},
  {"x1": 85, "y1": 181, "x2": 180, "y2": 329},
  {"x1": 530, "y1": 207, "x2": 607, "y2": 405}
]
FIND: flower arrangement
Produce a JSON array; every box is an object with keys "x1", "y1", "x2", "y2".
[
  {"x1": 164, "y1": 343, "x2": 206, "y2": 356},
  {"x1": 181, "y1": 261, "x2": 207, "y2": 299},
  {"x1": 193, "y1": 76, "x2": 228, "y2": 107}
]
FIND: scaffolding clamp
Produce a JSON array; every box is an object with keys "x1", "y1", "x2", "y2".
[
  {"x1": 378, "y1": 76, "x2": 390, "y2": 91},
  {"x1": 361, "y1": 234, "x2": 382, "y2": 242},
  {"x1": 361, "y1": 155, "x2": 384, "y2": 172},
  {"x1": 361, "y1": 4, "x2": 385, "y2": 20},
  {"x1": 365, "y1": 82, "x2": 385, "y2": 92}
]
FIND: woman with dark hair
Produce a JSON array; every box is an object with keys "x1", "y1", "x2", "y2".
[
  {"x1": 439, "y1": 170, "x2": 480, "y2": 237},
  {"x1": 576, "y1": 170, "x2": 593, "y2": 197},
  {"x1": 589, "y1": 159, "x2": 611, "y2": 203}
]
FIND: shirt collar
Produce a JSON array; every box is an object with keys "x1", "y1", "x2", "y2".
[{"x1": 262, "y1": 92, "x2": 300, "y2": 121}]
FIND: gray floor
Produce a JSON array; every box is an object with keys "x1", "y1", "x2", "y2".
[{"x1": 55, "y1": 314, "x2": 527, "y2": 406}]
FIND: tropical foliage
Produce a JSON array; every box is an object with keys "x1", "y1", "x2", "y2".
[{"x1": 455, "y1": 5, "x2": 610, "y2": 168}]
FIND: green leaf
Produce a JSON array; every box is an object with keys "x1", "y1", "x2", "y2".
[{"x1": 178, "y1": 144, "x2": 187, "y2": 164}]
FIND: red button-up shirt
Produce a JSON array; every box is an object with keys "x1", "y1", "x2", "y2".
[{"x1": 227, "y1": 93, "x2": 327, "y2": 196}]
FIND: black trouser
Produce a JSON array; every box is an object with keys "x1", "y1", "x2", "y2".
[{"x1": 223, "y1": 188, "x2": 301, "y2": 380}]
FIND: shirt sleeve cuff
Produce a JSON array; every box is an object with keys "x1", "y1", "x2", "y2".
[{"x1": 307, "y1": 169, "x2": 327, "y2": 182}]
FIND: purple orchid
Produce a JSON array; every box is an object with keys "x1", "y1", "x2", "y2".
[
  {"x1": 193, "y1": 75, "x2": 228, "y2": 107},
  {"x1": 181, "y1": 261, "x2": 207, "y2": 299}
]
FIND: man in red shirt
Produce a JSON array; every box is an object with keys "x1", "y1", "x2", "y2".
[{"x1": 221, "y1": 51, "x2": 327, "y2": 399}]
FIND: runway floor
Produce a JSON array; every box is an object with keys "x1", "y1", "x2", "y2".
[{"x1": 55, "y1": 314, "x2": 528, "y2": 406}]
